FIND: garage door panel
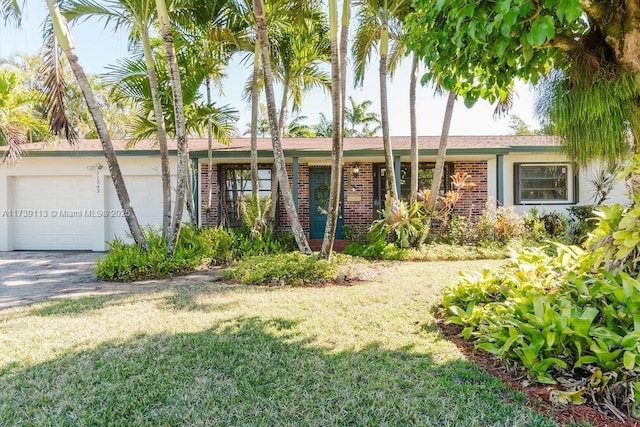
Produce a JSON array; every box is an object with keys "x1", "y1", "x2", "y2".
[
  {"x1": 11, "y1": 176, "x2": 93, "y2": 250},
  {"x1": 106, "y1": 175, "x2": 168, "y2": 243}
]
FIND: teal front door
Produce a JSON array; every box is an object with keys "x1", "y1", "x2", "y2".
[{"x1": 309, "y1": 168, "x2": 343, "y2": 239}]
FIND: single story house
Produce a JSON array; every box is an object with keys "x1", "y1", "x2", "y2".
[{"x1": 0, "y1": 135, "x2": 628, "y2": 251}]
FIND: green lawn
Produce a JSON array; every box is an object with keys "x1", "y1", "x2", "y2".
[{"x1": 0, "y1": 259, "x2": 561, "y2": 426}]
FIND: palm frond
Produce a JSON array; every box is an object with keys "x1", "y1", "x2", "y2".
[
  {"x1": 1, "y1": 0, "x2": 22, "y2": 25},
  {"x1": 1, "y1": 124, "x2": 26, "y2": 164},
  {"x1": 40, "y1": 35, "x2": 77, "y2": 143}
]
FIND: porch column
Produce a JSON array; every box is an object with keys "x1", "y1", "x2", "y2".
[
  {"x1": 192, "y1": 158, "x2": 200, "y2": 227},
  {"x1": 394, "y1": 155, "x2": 401, "y2": 196},
  {"x1": 293, "y1": 156, "x2": 299, "y2": 211},
  {"x1": 496, "y1": 154, "x2": 504, "y2": 206}
]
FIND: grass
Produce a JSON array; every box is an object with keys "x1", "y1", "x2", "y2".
[{"x1": 0, "y1": 259, "x2": 562, "y2": 426}]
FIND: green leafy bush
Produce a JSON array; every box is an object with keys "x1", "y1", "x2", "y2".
[
  {"x1": 233, "y1": 227, "x2": 295, "y2": 258},
  {"x1": 567, "y1": 205, "x2": 597, "y2": 243},
  {"x1": 96, "y1": 225, "x2": 212, "y2": 282},
  {"x1": 224, "y1": 252, "x2": 369, "y2": 286}
]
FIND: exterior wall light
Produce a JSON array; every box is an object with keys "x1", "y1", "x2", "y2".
[{"x1": 352, "y1": 163, "x2": 360, "y2": 177}]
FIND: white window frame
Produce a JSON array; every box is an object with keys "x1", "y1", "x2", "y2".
[{"x1": 515, "y1": 163, "x2": 576, "y2": 204}]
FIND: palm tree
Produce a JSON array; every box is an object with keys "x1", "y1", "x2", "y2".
[
  {"x1": 352, "y1": 0, "x2": 408, "y2": 198},
  {"x1": 283, "y1": 114, "x2": 315, "y2": 137},
  {"x1": 0, "y1": 0, "x2": 21, "y2": 24},
  {"x1": 45, "y1": 0, "x2": 148, "y2": 249},
  {"x1": 154, "y1": 0, "x2": 188, "y2": 253},
  {"x1": 313, "y1": 112, "x2": 332, "y2": 137},
  {"x1": 65, "y1": 0, "x2": 174, "y2": 238},
  {"x1": 0, "y1": 66, "x2": 48, "y2": 163},
  {"x1": 426, "y1": 91, "x2": 455, "y2": 212},
  {"x1": 343, "y1": 97, "x2": 380, "y2": 136},
  {"x1": 319, "y1": 0, "x2": 349, "y2": 259},
  {"x1": 252, "y1": 0, "x2": 312, "y2": 254},
  {"x1": 266, "y1": 7, "x2": 331, "y2": 225}
]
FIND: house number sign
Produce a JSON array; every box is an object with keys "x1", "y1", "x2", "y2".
[{"x1": 96, "y1": 164, "x2": 103, "y2": 193}]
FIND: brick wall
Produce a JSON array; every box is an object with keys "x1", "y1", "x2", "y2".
[
  {"x1": 343, "y1": 162, "x2": 374, "y2": 237},
  {"x1": 198, "y1": 159, "x2": 489, "y2": 233},
  {"x1": 452, "y1": 161, "x2": 488, "y2": 219},
  {"x1": 277, "y1": 163, "x2": 310, "y2": 234}
]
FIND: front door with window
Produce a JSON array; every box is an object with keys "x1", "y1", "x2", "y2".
[{"x1": 309, "y1": 168, "x2": 343, "y2": 239}]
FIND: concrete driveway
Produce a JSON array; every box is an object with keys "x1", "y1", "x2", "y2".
[{"x1": 0, "y1": 252, "x2": 222, "y2": 310}]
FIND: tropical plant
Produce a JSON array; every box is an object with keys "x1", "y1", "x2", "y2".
[
  {"x1": 312, "y1": 112, "x2": 332, "y2": 137},
  {"x1": 352, "y1": 0, "x2": 409, "y2": 198},
  {"x1": 44, "y1": 0, "x2": 148, "y2": 249},
  {"x1": 64, "y1": 0, "x2": 175, "y2": 238},
  {"x1": 343, "y1": 96, "x2": 380, "y2": 137},
  {"x1": 319, "y1": 0, "x2": 348, "y2": 260},
  {"x1": 370, "y1": 194, "x2": 425, "y2": 248},
  {"x1": 0, "y1": 66, "x2": 48, "y2": 163},
  {"x1": 404, "y1": 0, "x2": 640, "y2": 173},
  {"x1": 252, "y1": 0, "x2": 311, "y2": 254}
]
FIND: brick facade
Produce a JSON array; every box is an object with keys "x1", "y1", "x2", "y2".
[
  {"x1": 198, "y1": 159, "x2": 489, "y2": 235},
  {"x1": 452, "y1": 161, "x2": 488, "y2": 219}
]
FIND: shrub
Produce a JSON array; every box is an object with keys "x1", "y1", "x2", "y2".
[
  {"x1": 567, "y1": 205, "x2": 597, "y2": 243},
  {"x1": 474, "y1": 202, "x2": 525, "y2": 245},
  {"x1": 539, "y1": 211, "x2": 569, "y2": 240},
  {"x1": 224, "y1": 252, "x2": 370, "y2": 286},
  {"x1": 96, "y1": 225, "x2": 209, "y2": 282},
  {"x1": 442, "y1": 245, "x2": 640, "y2": 417},
  {"x1": 233, "y1": 227, "x2": 295, "y2": 258},
  {"x1": 370, "y1": 195, "x2": 425, "y2": 248}
]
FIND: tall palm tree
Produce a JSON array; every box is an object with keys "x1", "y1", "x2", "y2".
[
  {"x1": 266, "y1": 8, "x2": 331, "y2": 225},
  {"x1": 319, "y1": 0, "x2": 348, "y2": 259},
  {"x1": 65, "y1": 0, "x2": 174, "y2": 238},
  {"x1": 154, "y1": 0, "x2": 188, "y2": 253},
  {"x1": 252, "y1": 0, "x2": 311, "y2": 254},
  {"x1": 426, "y1": 90, "x2": 455, "y2": 212},
  {"x1": 352, "y1": 0, "x2": 407, "y2": 198},
  {"x1": 45, "y1": 0, "x2": 148, "y2": 249}
]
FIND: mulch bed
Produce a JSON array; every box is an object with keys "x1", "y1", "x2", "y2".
[{"x1": 437, "y1": 319, "x2": 639, "y2": 427}]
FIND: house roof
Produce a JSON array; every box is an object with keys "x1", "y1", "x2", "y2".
[{"x1": 6, "y1": 135, "x2": 561, "y2": 157}]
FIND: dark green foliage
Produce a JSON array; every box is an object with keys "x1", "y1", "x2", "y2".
[
  {"x1": 96, "y1": 225, "x2": 294, "y2": 282},
  {"x1": 444, "y1": 159, "x2": 640, "y2": 418},
  {"x1": 96, "y1": 225, "x2": 215, "y2": 282},
  {"x1": 443, "y1": 245, "x2": 640, "y2": 417},
  {"x1": 567, "y1": 205, "x2": 597, "y2": 243},
  {"x1": 224, "y1": 252, "x2": 361, "y2": 286},
  {"x1": 540, "y1": 211, "x2": 569, "y2": 239},
  {"x1": 232, "y1": 227, "x2": 295, "y2": 259}
]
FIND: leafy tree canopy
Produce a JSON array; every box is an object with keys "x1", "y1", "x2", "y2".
[{"x1": 404, "y1": 0, "x2": 586, "y2": 106}]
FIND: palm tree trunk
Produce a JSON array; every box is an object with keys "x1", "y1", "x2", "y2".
[
  {"x1": 45, "y1": 0, "x2": 147, "y2": 250},
  {"x1": 155, "y1": 0, "x2": 188, "y2": 253},
  {"x1": 320, "y1": 0, "x2": 349, "y2": 259},
  {"x1": 205, "y1": 76, "x2": 213, "y2": 224},
  {"x1": 409, "y1": 54, "x2": 418, "y2": 201},
  {"x1": 253, "y1": 0, "x2": 311, "y2": 255},
  {"x1": 427, "y1": 91, "x2": 456, "y2": 211},
  {"x1": 267, "y1": 79, "x2": 290, "y2": 227},
  {"x1": 379, "y1": 16, "x2": 396, "y2": 198},
  {"x1": 250, "y1": 39, "x2": 260, "y2": 199},
  {"x1": 141, "y1": 27, "x2": 171, "y2": 238}
]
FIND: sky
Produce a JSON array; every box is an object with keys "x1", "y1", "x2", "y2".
[{"x1": 0, "y1": 3, "x2": 542, "y2": 137}]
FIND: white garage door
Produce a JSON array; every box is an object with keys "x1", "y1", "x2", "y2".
[
  {"x1": 11, "y1": 176, "x2": 93, "y2": 250},
  {"x1": 106, "y1": 175, "x2": 166, "y2": 243}
]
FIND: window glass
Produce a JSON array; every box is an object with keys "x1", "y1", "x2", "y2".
[
  {"x1": 223, "y1": 167, "x2": 272, "y2": 226},
  {"x1": 517, "y1": 164, "x2": 570, "y2": 203}
]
